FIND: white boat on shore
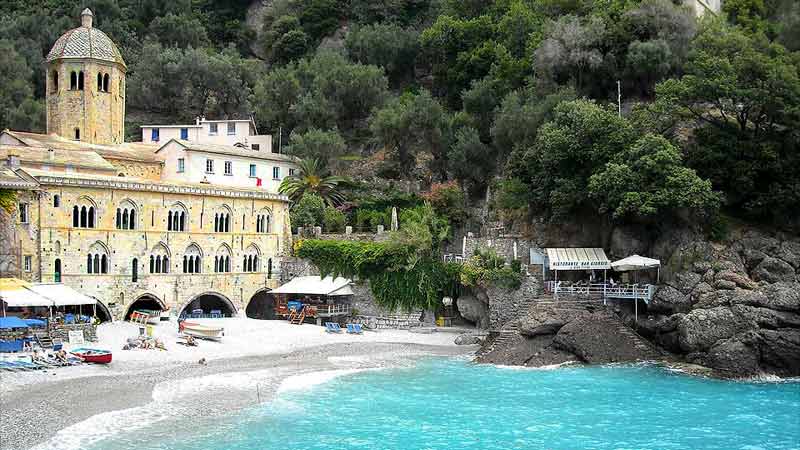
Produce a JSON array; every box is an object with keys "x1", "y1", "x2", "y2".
[{"x1": 179, "y1": 321, "x2": 224, "y2": 340}]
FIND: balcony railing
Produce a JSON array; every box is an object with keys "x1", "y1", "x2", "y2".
[{"x1": 544, "y1": 281, "x2": 655, "y2": 303}]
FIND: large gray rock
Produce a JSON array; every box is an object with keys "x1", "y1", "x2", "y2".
[
  {"x1": 670, "y1": 271, "x2": 701, "y2": 294},
  {"x1": 759, "y1": 282, "x2": 800, "y2": 312},
  {"x1": 732, "y1": 304, "x2": 800, "y2": 329},
  {"x1": 753, "y1": 257, "x2": 797, "y2": 283},
  {"x1": 705, "y1": 334, "x2": 761, "y2": 377},
  {"x1": 758, "y1": 328, "x2": 800, "y2": 376},
  {"x1": 520, "y1": 320, "x2": 566, "y2": 337},
  {"x1": 777, "y1": 241, "x2": 800, "y2": 269},
  {"x1": 715, "y1": 270, "x2": 757, "y2": 290},
  {"x1": 456, "y1": 295, "x2": 489, "y2": 329},
  {"x1": 552, "y1": 314, "x2": 659, "y2": 363},
  {"x1": 650, "y1": 285, "x2": 692, "y2": 314},
  {"x1": 677, "y1": 307, "x2": 756, "y2": 353},
  {"x1": 609, "y1": 225, "x2": 649, "y2": 258}
]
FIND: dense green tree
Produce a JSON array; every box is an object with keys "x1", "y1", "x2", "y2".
[
  {"x1": 147, "y1": 13, "x2": 209, "y2": 48},
  {"x1": 654, "y1": 21, "x2": 800, "y2": 221},
  {"x1": 0, "y1": 40, "x2": 44, "y2": 132},
  {"x1": 533, "y1": 15, "x2": 607, "y2": 93},
  {"x1": 349, "y1": 0, "x2": 436, "y2": 26},
  {"x1": 522, "y1": 99, "x2": 636, "y2": 219},
  {"x1": 297, "y1": 0, "x2": 341, "y2": 41},
  {"x1": 447, "y1": 126, "x2": 494, "y2": 191},
  {"x1": 345, "y1": 24, "x2": 419, "y2": 84},
  {"x1": 127, "y1": 42, "x2": 254, "y2": 122},
  {"x1": 369, "y1": 90, "x2": 448, "y2": 178},
  {"x1": 286, "y1": 128, "x2": 347, "y2": 165},
  {"x1": 290, "y1": 192, "x2": 326, "y2": 227},
  {"x1": 588, "y1": 134, "x2": 720, "y2": 220},
  {"x1": 272, "y1": 29, "x2": 310, "y2": 65}
]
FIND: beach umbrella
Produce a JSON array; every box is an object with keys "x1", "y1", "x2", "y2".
[{"x1": 611, "y1": 255, "x2": 661, "y2": 283}]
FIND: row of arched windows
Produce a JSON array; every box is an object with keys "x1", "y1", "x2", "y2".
[
  {"x1": 256, "y1": 214, "x2": 270, "y2": 233},
  {"x1": 167, "y1": 210, "x2": 186, "y2": 231},
  {"x1": 116, "y1": 207, "x2": 136, "y2": 230},
  {"x1": 214, "y1": 255, "x2": 231, "y2": 273},
  {"x1": 73, "y1": 205, "x2": 96, "y2": 228},
  {"x1": 86, "y1": 253, "x2": 108, "y2": 274},
  {"x1": 54, "y1": 70, "x2": 111, "y2": 93},
  {"x1": 75, "y1": 241, "x2": 274, "y2": 278},
  {"x1": 69, "y1": 71, "x2": 85, "y2": 91},
  {"x1": 150, "y1": 255, "x2": 169, "y2": 274},
  {"x1": 214, "y1": 213, "x2": 231, "y2": 233},
  {"x1": 67, "y1": 201, "x2": 272, "y2": 233}
]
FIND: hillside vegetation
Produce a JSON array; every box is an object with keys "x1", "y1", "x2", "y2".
[{"x1": 1, "y1": 0, "x2": 798, "y2": 230}]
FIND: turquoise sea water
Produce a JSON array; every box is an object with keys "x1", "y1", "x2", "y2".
[{"x1": 91, "y1": 360, "x2": 799, "y2": 450}]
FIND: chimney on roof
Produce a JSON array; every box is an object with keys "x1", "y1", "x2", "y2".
[
  {"x1": 6, "y1": 150, "x2": 20, "y2": 168},
  {"x1": 81, "y1": 8, "x2": 93, "y2": 28}
]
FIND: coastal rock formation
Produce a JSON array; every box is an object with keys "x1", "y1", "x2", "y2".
[
  {"x1": 477, "y1": 305, "x2": 661, "y2": 367},
  {"x1": 635, "y1": 228, "x2": 800, "y2": 378}
]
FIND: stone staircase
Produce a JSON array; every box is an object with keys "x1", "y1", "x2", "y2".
[{"x1": 33, "y1": 330, "x2": 53, "y2": 349}]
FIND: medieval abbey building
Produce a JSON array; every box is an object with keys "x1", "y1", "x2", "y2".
[{"x1": 0, "y1": 9, "x2": 296, "y2": 320}]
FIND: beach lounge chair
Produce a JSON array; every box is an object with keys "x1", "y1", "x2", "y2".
[
  {"x1": 325, "y1": 322, "x2": 343, "y2": 333},
  {"x1": 0, "y1": 361, "x2": 23, "y2": 371},
  {"x1": 346, "y1": 323, "x2": 363, "y2": 334},
  {"x1": 64, "y1": 313, "x2": 76, "y2": 324},
  {"x1": 210, "y1": 309, "x2": 222, "y2": 318}
]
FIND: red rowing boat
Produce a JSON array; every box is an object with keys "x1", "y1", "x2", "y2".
[{"x1": 70, "y1": 348, "x2": 113, "y2": 364}]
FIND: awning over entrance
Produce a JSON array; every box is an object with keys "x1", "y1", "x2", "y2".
[
  {"x1": 270, "y1": 276, "x2": 354, "y2": 296},
  {"x1": 0, "y1": 278, "x2": 53, "y2": 307},
  {"x1": 546, "y1": 248, "x2": 611, "y2": 271},
  {"x1": 29, "y1": 283, "x2": 97, "y2": 306},
  {"x1": 0, "y1": 278, "x2": 97, "y2": 307},
  {"x1": 611, "y1": 255, "x2": 661, "y2": 271}
]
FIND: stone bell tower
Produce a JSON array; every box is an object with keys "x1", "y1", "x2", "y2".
[{"x1": 45, "y1": 8, "x2": 127, "y2": 144}]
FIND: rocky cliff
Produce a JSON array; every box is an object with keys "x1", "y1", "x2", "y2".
[{"x1": 635, "y1": 228, "x2": 800, "y2": 378}]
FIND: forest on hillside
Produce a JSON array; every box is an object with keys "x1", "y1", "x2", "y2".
[{"x1": 1, "y1": 0, "x2": 799, "y2": 233}]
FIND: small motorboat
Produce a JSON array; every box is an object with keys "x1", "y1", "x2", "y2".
[
  {"x1": 179, "y1": 321, "x2": 224, "y2": 340},
  {"x1": 70, "y1": 348, "x2": 113, "y2": 364}
]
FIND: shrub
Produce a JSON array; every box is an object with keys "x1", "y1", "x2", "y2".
[
  {"x1": 323, "y1": 207, "x2": 347, "y2": 233},
  {"x1": 422, "y1": 181, "x2": 467, "y2": 225},
  {"x1": 290, "y1": 193, "x2": 325, "y2": 228}
]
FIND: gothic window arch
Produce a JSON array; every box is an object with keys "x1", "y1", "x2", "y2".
[
  {"x1": 132, "y1": 258, "x2": 138, "y2": 282},
  {"x1": 149, "y1": 243, "x2": 171, "y2": 274},
  {"x1": 74, "y1": 128, "x2": 81, "y2": 140},
  {"x1": 103, "y1": 73, "x2": 110, "y2": 92},
  {"x1": 167, "y1": 202, "x2": 188, "y2": 232},
  {"x1": 51, "y1": 70, "x2": 59, "y2": 93},
  {"x1": 86, "y1": 242, "x2": 109, "y2": 274},
  {"x1": 70, "y1": 71, "x2": 77, "y2": 90},
  {"x1": 78, "y1": 71, "x2": 84, "y2": 90},
  {"x1": 97, "y1": 73, "x2": 103, "y2": 92},
  {"x1": 115, "y1": 199, "x2": 137, "y2": 230},
  {"x1": 243, "y1": 244, "x2": 261, "y2": 273},
  {"x1": 182, "y1": 244, "x2": 202, "y2": 274},
  {"x1": 72, "y1": 197, "x2": 97, "y2": 228},
  {"x1": 214, "y1": 244, "x2": 232, "y2": 273},
  {"x1": 213, "y1": 205, "x2": 232, "y2": 233},
  {"x1": 256, "y1": 208, "x2": 272, "y2": 233}
]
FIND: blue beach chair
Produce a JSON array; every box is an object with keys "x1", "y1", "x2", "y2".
[
  {"x1": 210, "y1": 309, "x2": 222, "y2": 318},
  {"x1": 325, "y1": 322, "x2": 343, "y2": 333},
  {"x1": 346, "y1": 324, "x2": 363, "y2": 334}
]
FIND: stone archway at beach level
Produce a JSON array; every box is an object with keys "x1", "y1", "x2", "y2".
[
  {"x1": 180, "y1": 292, "x2": 237, "y2": 318},
  {"x1": 124, "y1": 294, "x2": 166, "y2": 320},
  {"x1": 245, "y1": 290, "x2": 275, "y2": 320}
]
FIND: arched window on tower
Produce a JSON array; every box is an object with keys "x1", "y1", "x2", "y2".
[
  {"x1": 70, "y1": 71, "x2": 77, "y2": 90},
  {"x1": 52, "y1": 70, "x2": 59, "y2": 93},
  {"x1": 103, "y1": 74, "x2": 110, "y2": 93},
  {"x1": 78, "y1": 71, "x2": 84, "y2": 90},
  {"x1": 74, "y1": 128, "x2": 80, "y2": 140},
  {"x1": 97, "y1": 73, "x2": 103, "y2": 92}
]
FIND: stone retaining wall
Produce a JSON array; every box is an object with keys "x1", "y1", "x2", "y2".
[
  {"x1": 50, "y1": 323, "x2": 98, "y2": 342},
  {"x1": 486, "y1": 276, "x2": 543, "y2": 330},
  {"x1": 350, "y1": 312, "x2": 423, "y2": 330}
]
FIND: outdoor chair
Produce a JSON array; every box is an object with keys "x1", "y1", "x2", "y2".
[
  {"x1": 64, "y1": 314, "x2": 75, "y2": 324},
  {"x1": 210, "y1": 309, "x2": 222, "y2": 318},
  {"x1": 325, "y1": 322, "x2": 343, "y2": 333},
  {"x1": 191, "y1": 309, "x2": 204, "y2": 318},
  {"x1": 346, "y1": 324, "x2": 363, "y2": 334}
]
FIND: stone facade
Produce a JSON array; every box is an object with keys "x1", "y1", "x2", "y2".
[
  {"x1": 24, "y1": 180, "x2": 290, "y2": 318},
  {"x1": 1, "y1": 190, "x2": 41, "y2": 283},
  {"x1": 486, "y1": 276, "x2": 543, "y2": 330}
]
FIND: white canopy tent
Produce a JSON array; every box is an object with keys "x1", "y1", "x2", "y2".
[
  {"x1": 546, "y1": 248, "x2": 611, "y2": 271},
  {"x1": 1, "y1": 279, "x2": 98, "y2": 317},
  {"x1": 611, "y1": 254, "x2": 661, "y2": 283},
  {"x1": 28, "y1": 283, "x2": 98, "y2": 306},
  {"x1": 270, "y1": 276, "x2": 354, "y2": 296}
]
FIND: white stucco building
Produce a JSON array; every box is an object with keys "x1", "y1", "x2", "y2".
[
  {"x1": 141, "y1": 117, "x2": 273, "y2": 152},
  {"x1": 156, "y1": 139, "x2": 296, "y2": 191}
]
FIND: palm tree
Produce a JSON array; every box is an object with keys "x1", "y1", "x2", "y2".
[{"x1": 279, "y1": 158, "x2": 348, "y2": 206}]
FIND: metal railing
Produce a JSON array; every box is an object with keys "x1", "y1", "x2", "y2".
[
  {"x1": 544, "y1": 281, "x2": 655, "y2": 303},
  {"x1": 442, "y1": 254, "x2": 465, "y2": 264}
]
